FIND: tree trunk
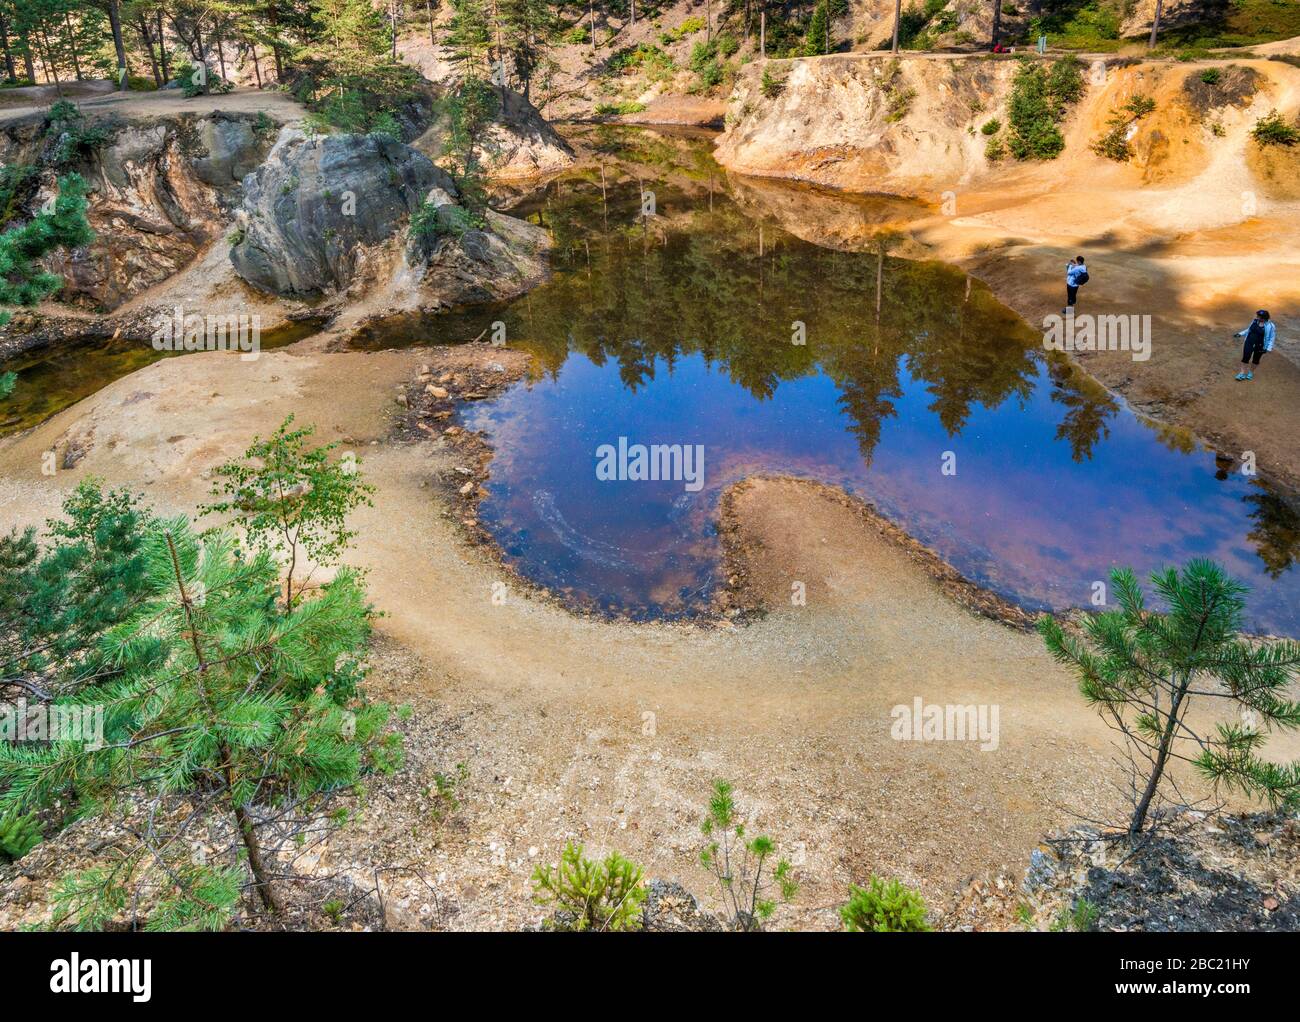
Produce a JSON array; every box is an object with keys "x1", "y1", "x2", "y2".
[
  {"x1": 195, "y1": 20, "x2": 207, "y2": 87},
  {"x1": 62, "y1": 13, "x2": 83, "y2": 80},
  {"x1": 1149, "y1": 0, "x2": 1163, "y2": 49},
  {"x1": 992, "y1": 0, "x2": 1002, "y2": 49},
  {"x1": 427, "y1": 0, "x2": 436, "y2": 46},
  {"x1": 19, "y1": 29, "x2": 36, "y2": 84},
  {"x1": 164, "y1": 532, "x2": 281, "y2": 916},
  {"x1": 105, "y1": 0, "x2": 129, "y2": 89},
  {"x1": 136, "y1": 15, "x2": 161, "y2": 86},
  {"x1": 891, "y1": 0, "x2": 901, "y2": 53},
  {"x1": 268, "y1": 3, "x2": 283, "y2": 79},
  {"x1": 38, "y1": 26, "x2": 60, "y2": 86},
  {"x1": 250, "y1": 43, "x2": 262, "y2": 88},
  {"x1": 1130, "y1": 676, "x2": 1190, "y2": 834},
  {"x1": 0, "y1": 18, "x2": 16, "y2": 82},
  {"x1": 761, "y1": 8, "x2": 765, "y2": 57},
  {"x1": 156, "y1": 12, "x2": 169, "y2": 81},
  {"x1": 232, "y1": 800, "x2": 280, "y2": 913}
]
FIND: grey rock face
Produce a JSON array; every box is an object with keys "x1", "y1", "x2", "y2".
[
  {"x1": 190, "y1": 116, "x2": 264, "y2": 187},
  {"x1": 230, "y1": 131, "x2": 455, "y2": 295}
]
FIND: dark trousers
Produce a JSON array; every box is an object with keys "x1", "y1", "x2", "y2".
[
  {"x1": 1066, "y1": 284, "x2": 1079, "y2": 308},
  {"x1": 1242, "y1": 336, "x2": 1266, "y2": 365}
]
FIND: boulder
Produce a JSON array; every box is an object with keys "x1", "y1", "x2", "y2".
[
  {"x1": 230, "y1": 130, "x2": 455, "y2": 295},
  {"x1": 190, "y1": 115, "x2": 266, "y2": 188}
]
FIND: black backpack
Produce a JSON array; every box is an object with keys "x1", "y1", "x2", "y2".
[{"x1": 1076, "y1": 269, "x2": 1090, "y2": 285}]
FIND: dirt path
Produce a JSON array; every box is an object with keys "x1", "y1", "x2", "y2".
[
  {"x1": 3, "y1": 344, "x2": 1294, "y2": 928},
  {"x1": 0, "y1": 83, "x2": 306, "y2": 124}
]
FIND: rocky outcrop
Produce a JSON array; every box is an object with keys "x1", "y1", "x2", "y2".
[
  {"x1": 414, "y1": 88, "x2": 575, "y2": 181},
  {"x1": 479, "y1": 90, "x2": 576, "y2": 180},
  {"x1": 229, "y1": 130, "x2": 446, "y2": 295},
  {"x1": 717, "y1": 55, "x2": 1018, "y2": 196},
  {"x1": 228, "y1": 127, "x2": 551, "y2": 322},
  {"x1": 3, "y1": 111, "x2": 278, "y2": 311}
]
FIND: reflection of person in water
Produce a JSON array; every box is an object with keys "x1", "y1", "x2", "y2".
[{"x1": 1234, "y1": 310, "x2": 1275, "y2": 382}]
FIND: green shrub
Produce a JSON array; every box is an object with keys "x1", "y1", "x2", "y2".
[
  {"x1": 594, "y1": 100, "x2": 647, "y2": 115},
  {"x1": 565, "y1": 24, "x2": 590, "y2": 44},
  {"x1": 981, "y1": 117, "x2": 1002, "y2": 135},
  {"x1": 1125, "y1": 94, "x2": 1156, "y2": 118},
  {"x1": 1252, "y1": 109, "x2": 1300, "y2": 147},
  {"x1": 1199, "y1": 67, "x2": 1222, "y2": 85},
  {"x1": 1046, "y1": 57, "x2": 1085, "y2": 106},
  {"x1": 0, "y1": 811, "x2": 41, "y2": 862},
  {"x1": 985, "y1": 135, "x2": 1006, "y2": 161},
  {"x1": 174, "y1": 60, "x2": 234, "y2": 98},
  {"x1": 45, "y1": 102, "x2": 113, "y2": 168},
  {"x1": 531, "y1": 841, "x2": 646, "y2": 931},
  {"x1": 1090, "y1": 94, "x2": 1156, "y2": 162},
  {"x1": 605, "y1": 44, "x2": 674, "y2": 77},
  {"x1": 1050, "y1": 897, "x2": 1099, "y2": 932},
  {"x1": 304, "y1": 90, "x2": 404, "y2": 138},
  {"x1": 3, "y1": 507, "x2": 391, "y2": 930},
  {"x1": 699, "y1": 780, "x2": 797, "y2": 931},
  {"x1": 661, "y1": 15, "x2": 706, "y2": 44},
  {"x1": 1006, "y1": 59, "x2": 1084, "y2": 161},
  {"x1": 689, "y1": 39, "x2": 727, "y2": 90},
  {"x1": 840, "y1": 876, "x2": 931, "y2": 932},
  {"x1": 761, "y1": 67, "x2": 786, "y2": 99}
]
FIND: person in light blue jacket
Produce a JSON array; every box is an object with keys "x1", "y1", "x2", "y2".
[
  {"x1": 1234, "y1": 310, "x2": 1276, "y2": 382},
  {"x1": 1063, "y1": 256, "x2": 1088, "y2": 314}
]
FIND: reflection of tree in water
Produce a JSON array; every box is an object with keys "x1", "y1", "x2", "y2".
[
  {"x1": 497, "y1": 136, "x2": 1120, "y2": 465},
  {"x1": 1046, "y1": 360, "x2": 1120, "y2": 463},
  {"x1": 1245, "y1": 482, "x2": 1300, "y2": 579}
]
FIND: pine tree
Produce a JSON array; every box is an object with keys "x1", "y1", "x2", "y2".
[
  {"x1": 805, "y1": 0, "x2": 830, "y2": 56},
  {"x1": 0, "y1": 172, "x2": 94, "y2": 328},
  {"x1": 497, "y1": 0, "x2": 556, "y2": 100},
  {"x1": 1, "y1": 481, "x2": 152, "y2": 702},
  {"x1": 0, "y1": 516, "x2": 395, "y2": 930},
  {"x1": 302, "y1": 0, "x2": 399, "y2": 96},
  {"x1": 444, "y1": 0, "x2": 491, "y2": 77},
  {"x1": 1040, "y1": 560, "x2": 1300, "y2": 834}
]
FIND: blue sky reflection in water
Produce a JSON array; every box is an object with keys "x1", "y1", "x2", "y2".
[{"x1": 363, "y1": 128, "x2": 1300, "y2": 632}]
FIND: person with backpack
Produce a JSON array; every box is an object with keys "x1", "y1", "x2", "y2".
[
  {"x1": 1063, "y1": 256, "x2": 1088, "y2": 314},
  {"x1": 1233, "y1": 310, "x2": 1276, "y2": 381}
]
